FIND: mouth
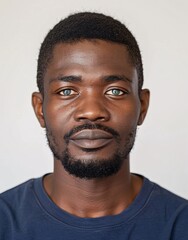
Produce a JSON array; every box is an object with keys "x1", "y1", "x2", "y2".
[{"x1": 69, "y1": 129, "x2": 114, "y2": 150}]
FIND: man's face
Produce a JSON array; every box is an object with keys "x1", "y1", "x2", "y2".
[{"x1": 33, "y1": 40, "x2": 149, "y2": 179}]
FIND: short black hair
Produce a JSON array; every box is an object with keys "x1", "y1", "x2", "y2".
[{"x1": 37, "y1": 12, "x2": 143, "y2": 94}]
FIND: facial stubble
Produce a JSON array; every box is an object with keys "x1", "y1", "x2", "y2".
[{"x1": 45, "y1": 124, "x2": 137, "y2": 179}]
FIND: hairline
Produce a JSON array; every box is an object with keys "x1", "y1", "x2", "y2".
[{"x1": 41, "y1": 38, "x2": 141, "y2": 96}]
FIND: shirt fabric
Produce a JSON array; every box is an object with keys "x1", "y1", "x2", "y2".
[{"x1": 0, "y1": 175, "x2": 188, "y2": 240}]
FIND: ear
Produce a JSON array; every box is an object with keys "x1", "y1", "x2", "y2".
[
  {"x1": 32, "y1": 92, "x2": 45, "y2": 128},
  {"x1": 138, "y1": 89, "x2": 150, "y2": 126}
]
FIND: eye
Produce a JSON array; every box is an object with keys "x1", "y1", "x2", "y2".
[
  {"x1": 58, "y1": 89, "x2": 77, "y2": 96},
  {"x1": 106, "y1": 89, "x2": 126, "y2": 96}
]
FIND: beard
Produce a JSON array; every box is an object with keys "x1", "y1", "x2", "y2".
[{"x1": 45, "y1": 123, "x2": 137, "y2": 179}]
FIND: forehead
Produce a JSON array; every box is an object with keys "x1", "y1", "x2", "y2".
[{"x1": 44, "y1": 39, "x2": 138, "y2": 84}]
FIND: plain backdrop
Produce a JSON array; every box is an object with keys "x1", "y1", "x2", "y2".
[{"x1": 0, "y1": 0, "x2": 187, "y2": 197}]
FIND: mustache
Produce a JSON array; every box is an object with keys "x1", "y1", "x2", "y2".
[{"x1": 64, "y1": 123, "x2": 120, "y2": 141}]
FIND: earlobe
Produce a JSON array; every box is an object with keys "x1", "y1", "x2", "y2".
[
  {"x1": 32, "y1": 92, "x2": 45, "y2": 128},
  {"x1": 138, "y1": 89, "x2": 150, "y2": 126}
]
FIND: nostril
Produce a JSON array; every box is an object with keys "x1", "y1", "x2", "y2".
[
  {"x1": 74, "y1": 107, "x2": 110, "y2": 122},
  {"x1": 73, "y1": 100, "x2": 110, "y2": 122},
  {"x1": 77, "y1": 116, "x2": 106, "y2": 122},
  {"x1": 97, "y1": 117, "x2": 106, "y2": 122}
]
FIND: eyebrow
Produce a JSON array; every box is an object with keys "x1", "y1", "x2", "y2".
[
  {"x1": 49, "y1": 74, "x2": 132, "y2": 84},
  {"x1": 57, "y1": 75, "x2": 82, "y2": 82},
  {"x1": 102, "y1": 75, "x2": 132, "y2": 83}
]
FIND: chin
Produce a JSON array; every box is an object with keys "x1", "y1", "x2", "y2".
[{"x1": 58, "y1": 149, "x2": 125, "y2": 179}]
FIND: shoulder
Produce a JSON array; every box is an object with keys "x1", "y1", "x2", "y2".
[
  {"x1": 150, "y1": 181, "x2": 188, "y2": 210},
  {"x1": 0, "y1": 179, "x2": 35, "y2": 205},
  {"x1": 0, "y1": 178, "x2": 37, "y2": 239},
  {"x1": 138, "y1": 176, "x2": 188, "y2": 211},
  {"x1": 137, "y1": 176, "x2": 188, "y2": 220},
  {"x1": 146, "y1": 179, "x2": 188, "y2": 239},
  {"x1": 0, "y1": 178, "x2": 37, "y2": 218},
  {"x1": 0, "y1": 176, "x2": 45, "y2": 219}
]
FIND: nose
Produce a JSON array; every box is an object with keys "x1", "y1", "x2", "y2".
[{"x1": 73, "y1": 96, "x2": 110, "y2": 122}]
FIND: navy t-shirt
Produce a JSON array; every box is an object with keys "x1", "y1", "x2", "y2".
[{"x1": 0, "y1": 176, "x2": 188, "y2": 239}]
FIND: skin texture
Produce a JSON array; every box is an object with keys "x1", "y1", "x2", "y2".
[{"x1": 32, "y1": 39, "x2": 150, "y2": 218}]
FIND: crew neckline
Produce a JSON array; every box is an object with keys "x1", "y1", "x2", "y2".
[{"x1": 33, "y1": 174, "x2": 155, "y2": 229}]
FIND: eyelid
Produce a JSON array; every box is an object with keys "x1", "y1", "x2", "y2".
[
  {"x1": 57, "y1": 88, "x2": 78, "y2": 96},
  {"x1": 105, "y1": 88, "x2": 128, "y2": 96}
]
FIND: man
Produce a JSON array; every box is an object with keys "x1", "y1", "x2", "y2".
[{"x1": 0, "y1": 12, "x2": 187, "y2": 239}]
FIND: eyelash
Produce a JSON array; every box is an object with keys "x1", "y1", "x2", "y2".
[
  {"x1": 58, "y1": 89, "x2": 78, "y2": 96},
  {"x1": 57, "y1": 88, "x2": 128, "y2": 97},
  {"x1": 105, "y1": 89, "x2": 127, "y2": 96}
]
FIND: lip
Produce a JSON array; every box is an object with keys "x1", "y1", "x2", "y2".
[{"x1": 70, "y1": 129, "x2": 113, "y2": 149}]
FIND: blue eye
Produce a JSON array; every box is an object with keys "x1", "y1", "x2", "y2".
[
  {"x1": 59, "y1": 89, "x2": 76, "y2": 96},
  {"x1": 62, "y1": 89, "x2": 71, "y2": 95},
  {"x1": 106, "y1": 89, "x2": 125, "y2": 96}
]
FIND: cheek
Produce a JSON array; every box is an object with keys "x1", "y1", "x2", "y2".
[
  {"x1": 112, "y1": 101, "x2": 141, "y2": 130},
  {"x1": 43, "y1": 100, "x2": 74, "y2": 130}
]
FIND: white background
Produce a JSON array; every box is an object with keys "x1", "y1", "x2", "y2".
[{"x1": 0, "y1": 0, "x2": 187, "y2": 197}]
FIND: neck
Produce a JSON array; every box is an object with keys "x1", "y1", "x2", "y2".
[{"x1": 43, "y1": 159, "x2": 143, "y2": 218}]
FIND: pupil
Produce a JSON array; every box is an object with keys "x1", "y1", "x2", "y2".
[
  {"x1": 112, "y1": 89, "x2": 120, "y2": 95},
  {"x1": 64, "y1": 89, "x2": 71, "y2": 95}
]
